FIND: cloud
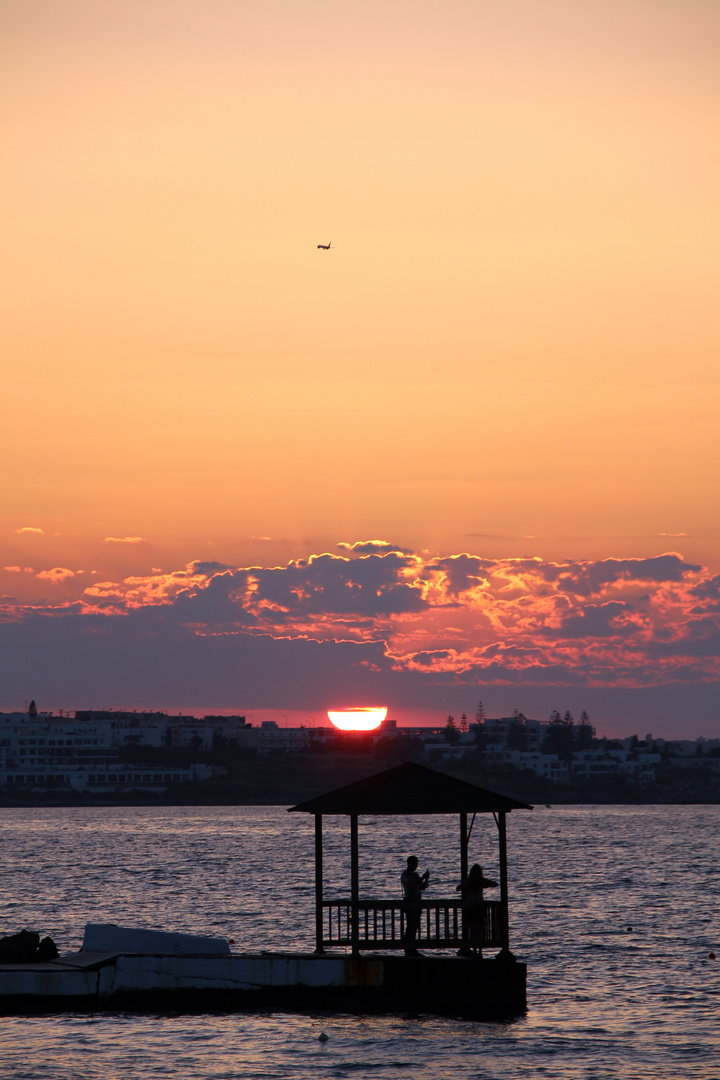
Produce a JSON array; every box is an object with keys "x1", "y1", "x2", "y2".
[
  {"x1": 2, "y1": 544, "x2": 719, "y2": 720},
  {"x1": 15, "y1": 526, "x2": 44, "y2": 535},
  {"x1": 188, "y1": 561, "x2": 236, "y2": 575},
  {"x1": 338, "y1": 540, "x2": 411, "y2": 555},
  {"x1": 408, "y1": 650, "x2": 453, "y2": 666},
  {"x1": 35, "y1": 567, "x2": 76, "y2": 583},
  {"x1": 424, "y1": 554, "x2": 493, "y2": 598},
  {"x1": 246, "y1": 552, "x2": 426, "y2": 618},
  {"x1": 549, "y1": 601, "x2": 638, "y2": 639},
  {"x1": 534, "y1": 554, "x2": 701, "y2": 597},
  {"x1": 3, "y1": 566, "x2": 22, "y2": 573},
  {"x1": 689, "y1": 574, "x2": 720, "y2": 611},
  {"x1": 1, "y1": 603, "x2": 717, "y2": 733},
  {"x1": 84, "y1": 565, "x2": 211, "y2": 607},
  {"x1": 102, "y1": 536, "x2": 146, "y2": 544}
]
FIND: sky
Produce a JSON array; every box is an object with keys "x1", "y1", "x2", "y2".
[{"x1": 2, "y1": 1, "x2": 719, "y2": 737}]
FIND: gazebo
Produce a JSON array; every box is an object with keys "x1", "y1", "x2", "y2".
[{"x1": 289, "y1": 761, "x2": 532, "y2": 957}]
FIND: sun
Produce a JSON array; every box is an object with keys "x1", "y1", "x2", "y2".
[{"x1": 327, "y1": 707, "x2": 388, "y2": 732}]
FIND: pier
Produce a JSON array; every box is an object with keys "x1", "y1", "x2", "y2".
[{"x1": 0, "y1": 763, "x2": 532, "y2": 1017}]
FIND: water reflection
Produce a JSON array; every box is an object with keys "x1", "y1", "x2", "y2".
[{"x1": 0, "y1": 804, "x2": 717, "y2": 1079}]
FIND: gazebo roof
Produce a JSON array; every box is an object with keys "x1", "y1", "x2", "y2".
[{"x1": 288, "y1": 761, "x2": 533, "y2": 815}]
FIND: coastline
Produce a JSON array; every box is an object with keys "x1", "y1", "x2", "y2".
[
  {"x1": 1, "y1": 746, "x2": 718, "y2": 808},
  {"x1": 2, "y1": 780, "x2": 719, "y2": 808}
]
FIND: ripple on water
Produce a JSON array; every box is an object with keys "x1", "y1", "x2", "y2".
[{"x1": 0, "y1": 805, "x2": 718, "y2": 1079}]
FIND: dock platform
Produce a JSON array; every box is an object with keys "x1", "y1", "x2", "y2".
[
  {"x1": 0, "y1": 950, "x2": 526, "y2": 1018},
  {"x1": 0, "y1": 764, "x2": 532, "y2": 1019}
]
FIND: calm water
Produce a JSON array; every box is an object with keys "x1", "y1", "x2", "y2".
[{"x1": 0, "y1": 804, "x2": 717, "y2": 1079}]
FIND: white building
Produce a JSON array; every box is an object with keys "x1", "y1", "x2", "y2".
[{"x1": 0, "y1": 711, "x2": 210, "y2": 792}]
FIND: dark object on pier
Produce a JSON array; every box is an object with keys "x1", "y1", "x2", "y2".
[
  {"x1": 0, "y1": 930, "x2": 58, "y2": 963},
  {"x1": 289, "y1": 761, "x2": 532, "y2": 960},
  {"x1": 0, "y1": 931, "x2": 39, "y2": 963},
  {"x1": 38, "y1": 936, "x2": 59, "y2": 960}
]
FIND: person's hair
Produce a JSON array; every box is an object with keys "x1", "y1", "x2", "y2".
[
  {"x1": 467, "y1": 863, "x2": 484, "y2": 890},
  {"x1": 406, "y1": 855, "x2": 418, "y2": 868}
]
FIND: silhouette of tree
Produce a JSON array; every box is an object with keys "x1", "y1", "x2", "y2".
[
  {"x1": 471, "y1": 700, "x2": 488, "y2": 756},
  {"x1": 542, "y1": 709, "x2": 575, "y2": 760},
  {"x1": 444, "y1": 715, "x2": 461, "y2": 745},
  {"x1": 660, "y1": 741, "x2": 678, "y2": 762},
  {"x1": 507, "y1": 711, "x2": 529, "y2": 752},
  {"x1": 472, "y1": 723, "x2": 487, "y2": 754},
  {"x1": 28, "y1": 700, "x2": 37, "y2": 719},
  {"x1": 459, "y1": 712, "x2": 468, "y2": 733},
  {"x1": 576, "y1": 710, "x2": 595, "y2": 749}
]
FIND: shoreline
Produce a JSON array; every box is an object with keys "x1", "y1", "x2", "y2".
[
  {"x1": 1, "y1": 751, "x2": 718, "y2": 808},
  {"x1": 1, "y1": 791, "x2": 719, "y2": 808}
]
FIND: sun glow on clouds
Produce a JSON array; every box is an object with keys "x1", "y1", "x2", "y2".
[
  {"x1": 35, "y1": 567, "x2": 75, "y2": 583},
  {"x1": 83, "y1": 564, "x2": 211, "y2": 606},
  {"x1": 3, "y1": 544, "x2": 719, "y2": 692}
]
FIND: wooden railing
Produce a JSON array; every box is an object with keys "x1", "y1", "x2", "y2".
[{"x1": 321, "y1": 899, "x2": 502, "y2": 951}]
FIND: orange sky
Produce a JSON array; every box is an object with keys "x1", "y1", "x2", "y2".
[{"x1": 2, "y1": 2, "x2": 719, "y2": 730}]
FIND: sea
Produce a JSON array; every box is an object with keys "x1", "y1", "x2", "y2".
[{"x1": 0, "y1": 804, "x2": 717, "y2": 1079}]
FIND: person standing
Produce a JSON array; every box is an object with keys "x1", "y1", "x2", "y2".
[
  {"x1": 401, "y1": 855, "x2": 429, "y2": 956},
  {"x1": 456, "y1": 863, "x2": 498, "y2": 957}
]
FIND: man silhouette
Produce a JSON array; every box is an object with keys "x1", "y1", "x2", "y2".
[{"x1": 401, "y1": 855, "x2": 429, "y2": 956}]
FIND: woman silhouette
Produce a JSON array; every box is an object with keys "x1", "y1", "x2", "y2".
[{"x1": 456, "y1": 863, "x2": 498, "y2": 957}]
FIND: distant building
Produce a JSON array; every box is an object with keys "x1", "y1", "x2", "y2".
[{"x1": 0, "y1": 711, "x2": 213, "y2": 792}]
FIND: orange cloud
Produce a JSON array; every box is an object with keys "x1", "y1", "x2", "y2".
[
  {"x1": 35, "y1": 567, "x2": 75, "y2": 583},
  {"x1": 4, "y1": 545, "x2": 718, "y2": 692},
  {"x1": 102, "y1": 536, "x2": 146, "y2": 544},
  {"x1": 338, "y1": 540, "x2": 411, "y2": 556},
  {"x1": 84, "y1": 564, "x2": 212, "y2": 607},
  {"x1": 16, "y1": 526, "x2": 44, "y2": 535}
]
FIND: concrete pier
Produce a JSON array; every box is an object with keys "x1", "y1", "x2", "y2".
[
  {"x1": 0, "y1": 757, "x2": 535, "y2": 1021},
  {"x1": 0, "y1": 951, "x2": 526, "y2": 1017}
]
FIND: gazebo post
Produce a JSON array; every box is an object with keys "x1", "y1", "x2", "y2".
[
  {"x1": 350, "y1": 814, "x2": 360, "y2": 955},
  {"x1": 459, "y1": 811, "x2": 468, "y2": 882},
  {"x1": 497, "y1": 810, "x2": 511, "y2": 955},
  {"x1": 314, "y1": 814, "x2": 324, "y2": 954}
]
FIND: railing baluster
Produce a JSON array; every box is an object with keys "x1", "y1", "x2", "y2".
[{"x1": 321, "y1": 899, "x2": 502, "y2": 950}]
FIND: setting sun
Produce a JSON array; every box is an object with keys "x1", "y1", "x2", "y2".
[{"x1": 327, "y1": 707, "x2": 388, "y2": 732}]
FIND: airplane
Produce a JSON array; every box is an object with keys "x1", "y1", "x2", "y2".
[{"x1": 316, "y1": 241, "x2": 332, "y2": 250}]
